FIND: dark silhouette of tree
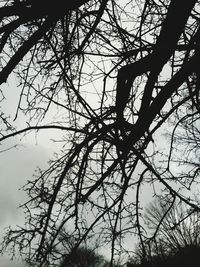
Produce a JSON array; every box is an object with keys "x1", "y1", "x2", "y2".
[
  {"x1": 59, "y1": 246, "x2": 105, "y2": 267},
  {"x1": 0, "y1": 0, "x2": 200, "y2": 266},
  {"x1": 128, "y1": 244, "x2": 200, "y2": 267},
  {"x1": 53, "y1": 229, "x2": 107, "y2": 267},
  {"x1": 132, "y1": 198, "x2": 200, "y2": 264}
]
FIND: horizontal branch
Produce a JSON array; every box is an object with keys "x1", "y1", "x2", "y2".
[{"x1": 0, "y1": 125, "x2": 86, "y2": 142}]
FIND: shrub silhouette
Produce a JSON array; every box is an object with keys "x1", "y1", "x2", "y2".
[
  {"x1": 128, "y1": 244, "x2": 200, "y2": 267},
  {"x1": 59, "y1": 246, "x2": 106, "y2": 267}
]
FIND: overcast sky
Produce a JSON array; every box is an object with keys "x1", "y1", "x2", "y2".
[
  {"x1": 0, "y1": 136, "x2": 52, "y2": 266},
  {"x1": 0, "y1": 82, "x2": 165, "y2": 266},
  {"x1": 0, "y1": 25, "x2": 172, "y2": 266},
  {"x1": 0, "y1": 77, "x2": 55, "y2": 265}
]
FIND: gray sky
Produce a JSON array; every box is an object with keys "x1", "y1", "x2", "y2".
[
  {"x1": 0, "y1": 137, "x2": 51, "y2": 267},
  {"x1": 0, "y1": 18, "x2": 173, "y2": 266},
  {"x1": 0, "y1": 83, "x2": 164, "y2": 266}
]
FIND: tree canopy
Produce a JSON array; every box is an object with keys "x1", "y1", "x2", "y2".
[{"x1": 1, "y1": 0, "x2": 200, "y2": 266}]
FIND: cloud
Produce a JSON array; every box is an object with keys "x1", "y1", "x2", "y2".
[
  {"x1": 1, "y1": 256, "x2": 25, "y2": 267},
  {"x1": 0, "y1": 140, "x2": 51, "y2": 267}
]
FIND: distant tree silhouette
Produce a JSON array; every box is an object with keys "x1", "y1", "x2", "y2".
[
  {"x1": 128, "y1": 244, "x2": 200, "y2": 267},
  {"x1": 59, "y1": 246, "x2": 105, "y2": 267},
  {"x1": 132, "y1": 198, "x2": 200, "y2": 265}
]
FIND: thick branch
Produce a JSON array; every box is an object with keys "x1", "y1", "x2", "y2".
[
  {"x1": 115, "y1": 0, "x2": 197, "y2": 120},
  {"x1": 127, "y1": 51, "x2": 199, "y2": 148},
  {"x1": 0, "y1": 18, "x2": 53, "y2": 84}
]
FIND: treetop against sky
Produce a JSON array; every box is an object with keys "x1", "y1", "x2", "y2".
[{"x1": 0, "y1": 0, "x2": 200, "y2": 266}]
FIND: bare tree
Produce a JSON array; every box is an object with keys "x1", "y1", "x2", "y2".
[
  {"x1": 127, "y1": 198, "x2": 200, "y2": 266},
  {"x1": 137, "y1": 198, "x2": 200, "y2": 260},
  {"x1": 59, "y1": 247, "x2": 105, "y2": 267},
  {"x1": 1, "y1": 0, "x2": 200, "y2": 266}
]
